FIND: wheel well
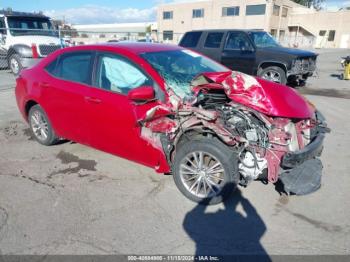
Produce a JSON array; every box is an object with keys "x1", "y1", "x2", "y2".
[
  {"x1": 258, "y1": 62, "x2": 287, "y2": 73},
  {"x1": 175, "y1": 130, "x2": 207, "y2": 148},
  {"x1": 171, "y1": 129, "x2": 228, "y2": 161},
  {"x1": 25, "y1": 100, "x2": 38, "y2": 118}
]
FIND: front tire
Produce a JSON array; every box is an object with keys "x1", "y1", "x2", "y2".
[
  {"x1": 9, "y1": 54, "x2": 23, "y2": 76},
  {"x1": 28, "y1": 105, "x2": 59, "y2": 146},
  {"x1": 173, "y1": 137, "x2": 239, "y2": 205},
  {"x1": 258, "y1": 66, "x2": 287, "y2": 85}
]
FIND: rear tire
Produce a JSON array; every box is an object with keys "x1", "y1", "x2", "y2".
[
  {"x1": 173, "y1": 136, "x2": 239, "y2": 205},
  {"x1": 28, "y1": 105, "x2": 59, "y2": 146},
  {"x1": 258, "y1": 66, "x2": 287, "y2": 85}
]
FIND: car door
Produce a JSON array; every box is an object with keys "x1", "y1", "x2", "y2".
[
  {"x1": 201, "y1": 31, "x2": 226, "y2": 63},
  {"x1": 221, "y1": 31, "x2": 256, "y2": 74},
  {"x1": 40, "y1": 51, "x2": 94, "y2": 144},
  {"x1": 85, "y1": 52, "x2": 163, "y2": 168}
]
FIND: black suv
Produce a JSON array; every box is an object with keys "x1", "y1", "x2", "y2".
[{"x1": 179, "y1": 30, "x2": 317, "y2": 85}]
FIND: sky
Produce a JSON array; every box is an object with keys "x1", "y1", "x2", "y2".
[{"x1": 0, "y1": 0, "x2": 349, "y2": 25}]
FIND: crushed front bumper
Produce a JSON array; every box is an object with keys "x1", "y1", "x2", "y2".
[
  {"x1": 281, "y1": 133, "x2": 325, "y2": 168},
  {"x1": 279, "y1": 119, "x2": 330, "y2": 195},
  {"x1": 280, "y1": 158, "x2": 323, "y2": 195}
]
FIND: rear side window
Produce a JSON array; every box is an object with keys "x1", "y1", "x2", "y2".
[
  {"x1": 48, "y1": 52, "x2": 93, "y2": 85},
  {"x1": 204, "y1": 32, "x2": 224, "y2": 48},
  {"x1": 180, "y1": 31, "x2": 202, "y2": 48}
]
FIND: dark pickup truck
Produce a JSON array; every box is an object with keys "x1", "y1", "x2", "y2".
[{"x1": 179, "y1": 29, "x2": 317, "y2": 85}]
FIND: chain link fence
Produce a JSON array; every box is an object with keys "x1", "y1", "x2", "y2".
[
  {"x1": 0, "y1": 28, "x2": 318, "y2": 75},
  {"x1": 0, "y1": 28, "x2": 188, "y2": 74}
]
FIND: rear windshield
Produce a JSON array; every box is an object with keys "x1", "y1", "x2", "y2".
[{"x1": 179, "y1": 31, "x2": 202, "y2": 48}]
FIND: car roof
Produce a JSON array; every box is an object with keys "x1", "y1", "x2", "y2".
[
  {"x1": 188, "y1": 29, "x2": 264, "y2": 33},
  {"x1": 99, "y1": 42, "x2": 184, "y2": 54},
  {"x1": 61, "y1": 43, "x2": 184, "y2": 55}
]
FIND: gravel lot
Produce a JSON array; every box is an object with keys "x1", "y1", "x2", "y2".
[{"x1": 0, "y1": 49, "x2": 349, "y2": 257}]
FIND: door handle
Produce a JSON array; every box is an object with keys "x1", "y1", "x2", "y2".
[
  {"x1": 84, "y1": 96, "x2": 101, "y2": 104},
  {"x1": 40, "y1": 82, "x2": 50, "y2": 88}
]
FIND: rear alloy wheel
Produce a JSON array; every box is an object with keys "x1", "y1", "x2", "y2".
[
  {"x1": 9, "y1": 54, "x2": 23, "y2": 76},
  {"x1": 258, "y1": 66, "x2": 287, "y2": 85},
  {"x1": 173, "y1": 137, "x2": 239, "y2": 205},
  {"x1": 28, "y1": 105, "x2": 59, "y2": 146}
]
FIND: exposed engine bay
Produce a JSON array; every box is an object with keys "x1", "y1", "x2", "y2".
[{"x1": 138, "y1": 71, "x2": 330, "y2": 194}]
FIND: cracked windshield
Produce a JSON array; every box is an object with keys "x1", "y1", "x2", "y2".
[{"x1": 141, "y1": 50, "x2": 229, "y2": 98}]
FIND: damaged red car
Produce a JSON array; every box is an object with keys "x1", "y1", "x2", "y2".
[{"x1": 15, "y1": 43, "x2": 330, "y2": 204}]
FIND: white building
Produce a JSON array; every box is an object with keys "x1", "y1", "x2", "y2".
[{"x1": 71, "y1": 22, "x2": 157, "y2": 43}]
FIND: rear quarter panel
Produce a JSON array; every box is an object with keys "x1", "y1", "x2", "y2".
[{"x1": 15, "y1": 68, "x2": 42, "y2": 121}]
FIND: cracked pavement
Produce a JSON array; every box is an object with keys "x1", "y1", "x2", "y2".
[{"x1": 0, "y1": 69, "x2": 350, "y2": 256}]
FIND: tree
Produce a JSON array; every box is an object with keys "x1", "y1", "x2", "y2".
[
  {"x1": 292, "y1": 0, "x2": 324, "y2": 10},
  {"x1": 146, "y1": 25, "x2": 152, "y2": 34}
]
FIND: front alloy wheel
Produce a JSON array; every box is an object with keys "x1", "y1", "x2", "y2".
[
  {"x1": 173, "y1": 137, "x2": 239, "y2": 205},
  {"x1": 179, "y1": 151, "x2": 225, "y2": 199}
]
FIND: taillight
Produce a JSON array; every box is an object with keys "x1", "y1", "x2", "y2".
[{"x1": 31, "y1": 44, "x2": 39, "y2": 59}]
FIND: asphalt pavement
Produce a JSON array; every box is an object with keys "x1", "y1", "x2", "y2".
[{"x1": 0, "y1": 49, "x2": 349, "y2": 257}]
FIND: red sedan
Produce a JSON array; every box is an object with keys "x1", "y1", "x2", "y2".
[{"x1": 16, "y1": 43, "x2": 329, "y2": 204}]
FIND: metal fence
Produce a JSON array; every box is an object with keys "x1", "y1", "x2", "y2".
[
  {"x1": 279, "y1": 35, "x2": 316, "y2": 49},
  {"x1": 0, "y1": 28, "x2": 189, "y2": 73}
]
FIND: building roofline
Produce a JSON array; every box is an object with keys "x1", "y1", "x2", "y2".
[{"x1": 158, "y1": 0, "x2": 211, "y2": 8}]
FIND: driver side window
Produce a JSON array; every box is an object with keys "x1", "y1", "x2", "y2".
[
  {"x1": 225, "y1": 32, "x2": 253, "y2": 50},
  {"x1": 96, "y1": 53, "x2": 152, "y2": 95}
]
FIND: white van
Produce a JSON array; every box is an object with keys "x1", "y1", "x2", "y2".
[{"x1": 0, "y1": 10, "x2": 62, "y2": 75}]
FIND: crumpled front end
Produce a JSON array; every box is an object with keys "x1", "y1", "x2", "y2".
[
  {"x1": 211, "y1": 101, "x2": 330, "y2": 195},
  {"x1": 138, "y1": 71, "x2": 330, "y2": 195},
  {"x1": 278, "y1": 111, "x2": 329, "y2": 194}
]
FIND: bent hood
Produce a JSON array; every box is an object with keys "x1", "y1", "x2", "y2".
[{"x1": 191, "y1": 71, "x2": 314, "y2": 119}]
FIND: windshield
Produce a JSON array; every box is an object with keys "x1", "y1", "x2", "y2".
[
  {"x1": 7, "y1": 17, "x2": 57, "y2": 37},
  {"x1": 140, "y1": 50, "x2": 229, "y2": 98},
  {"x1": 249, "y1": 31, "x2": 280, "y2": 48}
]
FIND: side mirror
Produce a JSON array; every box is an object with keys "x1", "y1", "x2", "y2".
[{"x1": 128, "y1": 86, "x2": 155, "y2": 103}]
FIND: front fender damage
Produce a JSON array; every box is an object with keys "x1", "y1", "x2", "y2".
[
  {"x1": 137, "y1": 71, "x2": 329, "y2": 195},
  {"x1": 140, "y1": 98, "x2": 240, "y2": 171}
]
